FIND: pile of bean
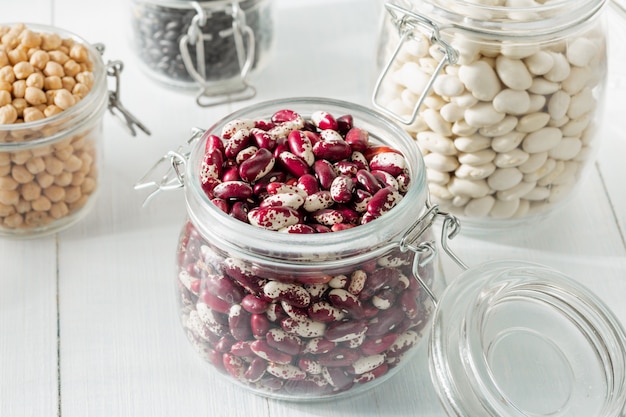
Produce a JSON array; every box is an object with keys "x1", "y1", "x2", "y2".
[
  {"x1": 177, "y1": 221, "x2": 434, "y2": 397},
  {"x1": 176, "y1": 109, "x2": 434, "y2": 396},
  {"x1": 0, "y1": 24, "x2": 98, "y2": 232},
  {"x1": 200, "y1": 109, "x2": 411, "y2": 232},
  {"x1": 377, "y1": 6, "x2": 605, "y2": 220},
  {"x1": 131, "y1": 0, "x2": 273, "y2": 85}
]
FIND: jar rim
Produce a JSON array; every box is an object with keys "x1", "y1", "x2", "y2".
[
  {"x1": 430, "y1": 260, "x2": 626, "y2": 417},
  {"x1": 184, "y1": 97, "x2": 429, "y2": 269},
  {"x1": 397, "y1": 0, "x2": 607, "y2": 39},
  {"x1": 0, "y1": 23, "x2": 107, "y2": 149}
]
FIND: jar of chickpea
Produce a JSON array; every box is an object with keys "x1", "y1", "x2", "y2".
[{"x1": 0, "y1": 23, "x2": 148, "y2": 238}]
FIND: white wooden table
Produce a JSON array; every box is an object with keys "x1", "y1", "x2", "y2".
[{"x1": 2, "y1": 1, "x2": 625, "y2": 416}]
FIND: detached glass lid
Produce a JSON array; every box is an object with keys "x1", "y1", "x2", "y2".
[{"x1": 429, "y1": 260, "x2": 626, "y2": 417}]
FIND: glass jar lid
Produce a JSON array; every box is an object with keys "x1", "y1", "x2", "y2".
[{"x1": 430, "y1": 260, "x2": 626, "y2": 417}]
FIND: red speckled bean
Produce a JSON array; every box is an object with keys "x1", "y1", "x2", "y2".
[
  {"x1": 250, "y1": 339, "x2": 293, "y2": 364},
  {"x1": 277, "y1": 151, "x2": 310, "y2": 178},
  {"x1": 330, "y1": 175, "x2": 354, "y2": 204},
  {"x1": 360, "y1": 333, "x2": 399, "y2": 356},
  {"x1": 345, "y1": 127, "x2": 369, "y2": 152},
  {"x1": 311, "y1": 110, "x2": 338, "y2": 131},
  {"x1": 264, "y1": 281, "x2": 311, "y2": 308},
  {"x1": 287, "y1": 130, "x2": 315, "y2": 166},
  {"x1": 266, "y1": 328, "x2": 303, "y2": 356},
  {"x1": 248, "y1": 206, "x2": 301, "y2": 230},
  {"x1": 239, "y1": 148, "x2": 275, "y2": 183},
  {"x1": 312, "y1": 138, "x2": 352, "y2": 162},
  {"x1": 367, "y1": 186, "x2": 403, "y2": 218},
  {"x1": 213, "y1": 181, "x2": 253, "y2": 200}
]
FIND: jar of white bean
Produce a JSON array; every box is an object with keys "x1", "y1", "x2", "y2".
[
  {"x1": 129, "y1": 0, "x2": 275, "y2": 107},
  {"x1": 0, "y1": 23, "x2": 148, "y2": 238},
  {"x1": 373, "y1": 0, "x2": 608, "y2": 232}
]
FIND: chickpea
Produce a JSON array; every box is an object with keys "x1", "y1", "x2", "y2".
[
  {"x1": 31, "y1": 195, "x2": 51, "y2": 211},
  {"x1": 0, "y1": 104, "x2": 18, "y2": 124},
  {"x1": 40, "y1": 32, "x2": 62, "y2": 51},
  {"x1": 12, "y1": 164, "x2": 35, "y2": 184},
  {"x1": 0, "y1": 176, "x2": 19, "y2": 191},
  {"x1": 0, "y1": 202, "x2": 15, "y2": 217},
  {"x1": 10, "y1": 150, "x2": 31, "y2": 165},
  {"x1": 63, "y1": 60, "x2": 81, "y2": 77},
  {"x1": 36, "y1": 172, "x2": 54, "y2": 189},
  {"x1": 26, "y1": 72, "x2": 44, "y2": 89},
  {"x1": 71, "y1": 171, "x2": 85, "y2": 186},
  {"x1": 23, "y1": 106, "x2": 45, "y2": 123},
  {"x1": 18, "y1": 29, "x2": 41, "y2": 49},
  {"x1": 0, "y1": 164, "x2": 10, "y2": 176},
  {"x1": 75, "y1": 71, "x2": 94, "y2": 89},
  {"x1": 21, "y1": 181, "x2": 41, "y2": 201},
  {"x1": 13, "y1": 61, "x2": 34, "y2": 79},
  {"x1": 0, "y1": 50, "x2": 9, "y2": 67},
  {"x1": 81, "y1": 177, "x2": 96, "y2": 194},
  {"x1": 49, "y1": 201, "x2": 68, "y2": 219},
  {"x1": 12, "y1": 98, "x2": 27, "y2": 117},
  {"x1": 69, "y1": 43, "x2": 89, "y2": 63},
  {"x1": 25, "y1": 155, "x2": 45, "y2": 174},
  {"x1": 53, "y1": 89, "x2": 75, "y2": 110},
  {"x1": 63, "y1": 154, "x2": 82, "y2": 172},
  {"x1": 4, "y1": 213, "x2": 24, "y2": 228},
  {"x1": 24, "y1": 86, "x2": 47, "y2": 106},
  {"x1": 0, "y1": 80, "x2": 11, "y2": 91},
  {"x1": 44, "y1": 75, "x2": 62, "y2": 90},
  {"x1": 0, "y1": 90, "x2": 11, "y2": 106},
  {"x1": 61, "y1": 76, "x2": 76, "y2": 92},
  {"x1": 43, "y1": 61, "x2": 64, "y2": 77},
  {"x1": 0, "y1": 66, "x2": 15, "y2": 83},
  {"x1": 54, "y1": 171, "x2": 72, "y2": 187},
  {"x1": 43, "y1": 104, "x2": 63, "y2": 118},
  {"x1": 72, "y1": 83, "x2": 90, "y2": 99},
  {"x1": 12, "y1": 80, "x2": 27, "y2": 99},
  {"x1": 48, "y1": 50, "x2": 69, "y2": 65},
  {"x1": 44, "y1": 154, "x2": 64, "y2": 175},
  {"x1": 64, "y1": 185, "x2": 82, "y2": 203},
  {"x1": 69, "y1": 194, "x2": 88, "y2": 211},
  {"x1": 43, "y1": 185, "x2": 65, "y2": 203},
  {"x1": 7, "y1": 47, "x2": 28, "y2": 66},
  {"x1": 25, "y1": 210, "x2": 50, "y2": 226},
  {"x1": 15, "y1": 198, "x2": 30, "y2": 214},
  {"x1": 1, "y1": 33, "x2": 19, "y2": 49},
  {"x1": 54, "y1": 145, "x2": 73, "y2": 161},
  {"x1": 30, "y1": 50, "x2": 50, "y2": 70},
  {"x1": 0, "y1": 189, "x2": 19, "y2": 205}
]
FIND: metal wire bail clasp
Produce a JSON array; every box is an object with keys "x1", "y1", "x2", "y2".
[
  {"x1": 134, "y1": 128, "x2": 206, "y2": 206},
  {"x1": 399, "y1": 203, "x2": 467, "y2": 306},
  {"x1": 179, "y1": 1, "x2": 257, "y2": 107},
  {"x1": 94, "y1": 44, "x2": 151, "y2": 137},
  {"x1": 372, "y1": 3, "x2": 458, "y2": 126}
]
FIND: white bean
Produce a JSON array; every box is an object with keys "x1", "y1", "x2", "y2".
[
  {"x1": 562, "y1": 66, "x2": 592, "y2": 95},
  {"x1": 490, "y1": 198, "x2": 520, "y2": 219},
  {"x1": 494, "y1": 149, "x2": 529, "y2": 168},
  {"x1": 454, "y1": 134, "x2": 491, "y2": 152},
  {"x1": 493, "y1": 89, "x2": 530, "y2": 115},
  {"x1": 567, "y1": 87, "x2": 594, "y2": 119},
  {"x1": 464, "y1": 195, "x2": 495, "y2": 217},
  {"x1": 456, "y1": 163, "x2": 496, "y2": 180},
  {"x1": 566, "y1": 37, "x2": 597, "y2": 67},
  {"x1": 448, "y1": 177, "x2": 491, "y2": 198},
  {"x1": 417, "y1": 132, "x2": 457, "y2": 155},
  {"x1": 487, "y1": 167, "x2": 523, "y2": 191},
  {"x1": 522, "y1": 127, "x2": 562, "y2": 153},
  {"x1": 479, "y1": 115, "x2": 518, "y2": 137},
  {"x1": 433, "y1": 74, "x2": 465, "y2": 97},
  {"x1": 518, "y1": 151, "x2": 548, "y2": 174},
  {"x1": 524, "y1": 51, "x2": 554, "y2": 75},
  {"x1": 548, "y1": 137, "x2": 582, "y2": 160},
  {"x1": 547, "y1": 90, "x2": 571, "y2": 120},
  {"x1": 423, "y1": 153, "x2": 459, "y2": 172},
  {"x1": 464, "y1": 102, "x2": 506, "y2": 127},
  {"x1": 544, "y1": 52, "x2": 571, "y2": 82},
  {"x1": 517, "y1": 112, "x2": 550, "y2": 133},
  {"x1": 491, "y1": 131, "x2": 525, "y2": 153},
  {"x1": 496, "y1": 180, "x2": 536, "y2": 201},
  {"x1": 422, "y1": 108, "x2": 452, "y2": 136},
  {"x1": 458, "y1": 149, "x2": 496, "y2": 165},
  {"x1": 440, "y1": 102, "x2": 465, "y2": 122},
  {"x1": 496, "y1": 55, "x2": 533, "y2": 90},
  {"x1": 458, "y1": 60, "x2": 501, "y2": 101}
]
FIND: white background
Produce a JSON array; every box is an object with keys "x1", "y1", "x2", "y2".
[{"x1": 1, "y1": 0, "x2": 626, "y2": 416}]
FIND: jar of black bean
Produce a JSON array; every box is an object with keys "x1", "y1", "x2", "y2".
[{"x1": 130, "y1": 0, "x2": 274, "y2": 106}]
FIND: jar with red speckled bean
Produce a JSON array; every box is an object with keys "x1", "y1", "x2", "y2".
[
  {"x1": 374, "y1": 0, "x2": 608, "y2": 233},
  {"x1": 0, "y1": 23, "x2": 149, "y2": 238},
  {"x1": 143, "y1": 98, "x2": 454, "y2": 400}
]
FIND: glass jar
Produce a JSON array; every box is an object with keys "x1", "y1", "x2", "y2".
[
  {"x1": 130, "y1": 0, "x2": 274, "y2": 106},
  {"x1": 372, "y1": 0, "x2": 609, "y2": 233},
  {"x1": 0, "y1": 23, "x2": 149, "y2": 238},
  {"x1": 136, "y1": 98, "x2": 626, "y2": 411},
  {"x1": 137, "y1": 97, "x2": 443, "y2": 399}
]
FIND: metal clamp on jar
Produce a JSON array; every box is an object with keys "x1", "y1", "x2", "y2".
[
  {"x1": 130, "y1": 0, "x2": 274, "y2": 107},
  {"x1": 373, "y1": 0, "x2": 609, "y2": 233}
]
